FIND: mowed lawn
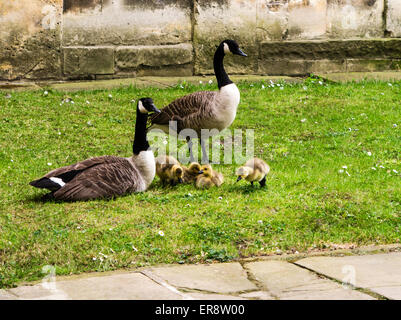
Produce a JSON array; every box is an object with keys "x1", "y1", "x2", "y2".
[{"x1": 1, "y1": 78, "x2": 401, "y2": 288}]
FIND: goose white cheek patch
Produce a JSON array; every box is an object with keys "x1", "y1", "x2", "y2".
[
  {"x1": 223, "y1": 43, "x2": 231, "y2": 54},
  {"x1": 138, "y1": 100, "x2": 148, "y2": 114},
  {"x1": 50, "y1": 177, "x2": 65, "y2": 187}
]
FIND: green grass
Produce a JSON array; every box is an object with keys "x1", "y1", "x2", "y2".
[{"x1": 1, "y1": 77, "x2": 401, "y2": 288}]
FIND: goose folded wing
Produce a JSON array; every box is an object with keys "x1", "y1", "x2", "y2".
[
  {"x1": 52, "y1": 159, "x2": 144, "y2": 201},
  {"x1": 149, "y1": 91, "x2": 217, "y2": 126},
  {"x1": 42, "y1": 156, "x2": 120, "y2": 182}
]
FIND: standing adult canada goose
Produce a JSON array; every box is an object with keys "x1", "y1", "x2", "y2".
[
  {"x1": 235, "y1": 158, "x2": 270, "y2": 187},
  {"x1": 29, "y1": 98, "x2": 161, "y2": 201},
  {"x1": 148, "y1": 39, "x2": 247, "y2": 163}
]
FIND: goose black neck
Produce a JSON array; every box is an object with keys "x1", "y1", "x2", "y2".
[
  {"x1": 133, "y1": 107, "x2": 150, "y2": 155},
  {"x1": 213, "y1": 44, "x2": 233, "y2": 90}
]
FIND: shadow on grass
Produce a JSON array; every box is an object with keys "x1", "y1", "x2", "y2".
[
  {"x1": 25, "y1": 192, "x2": 60, "y2": 204},
  {"x1": 225, "y1": 183, "x2": 267, "y2": 194}
]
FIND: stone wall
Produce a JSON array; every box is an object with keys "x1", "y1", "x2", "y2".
[{"x1": 1, "y1": 0, "x2": 401, "y2": 81}]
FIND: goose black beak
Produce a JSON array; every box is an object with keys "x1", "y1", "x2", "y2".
[
  {"x1": 198, "y1": 170, "x2": 203, "y2": 174},
  {"x1": 236, "y1": 176, "x2": 242, "y2": 182},
  {"x1": 150, "y1": 104, "x2": 161, "y2": 113},
  {"x1": 236, "y1": 49, "x2": 247, "y2": 57},
  {"x1": 178, "y1": 178, "x2": 183, "y2": 184}
]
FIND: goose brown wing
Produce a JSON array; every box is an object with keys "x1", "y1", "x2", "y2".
[
  {"x1": 149, "y1": 91, "x2": 217, "y2": 126},
  {"x1": 53, "y1": 158, "x2": 144, "y2": 201},
  {"x1": 42, "y1": 156, "x2": 119, "y2": 182}
]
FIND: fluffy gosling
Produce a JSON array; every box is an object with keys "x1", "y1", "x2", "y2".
[
  {"x1": 182, "y1": 162, "x2": 203, "y2": 183},
  {"x1": 155, "y1": 155, "x2": 184, "y2": 186},
  {"x1": 195, "y1": 164, "x2": 224, "y2": 189},
  {"x1": 235, "y1": 158, "x2": 270, "y2": 187}
]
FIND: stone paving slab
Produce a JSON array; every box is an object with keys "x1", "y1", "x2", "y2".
[
  {"x1": 187, "y1": 293, "x2": 246, "y2": 300},
  {"x1": 296, "y1": 252, "x2": 401, "y2": 299},
  {"x1": 370, "y1": 286, "x2": 401, "y2": 300},
  {"x1": 149, "y1": 263, "x2": 257, "y2": 294},
  {"x1": 239, "y1": 291, "x2": 274, "y2": 300},
  {"x1": 8, "y1": 272, "x2": 182, "y2": 300},
  {"x1": 245, "y1": 261, "x2": 373, "y2": 300},
  {"x1": 0, "y1": 289, "x2": 17, "y2": 300},
  {"x1": 4, "y1": 251, "x2": 401, "y2": 300}
]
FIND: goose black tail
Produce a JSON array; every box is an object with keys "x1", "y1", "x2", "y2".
[{"x1": 29, "y1": 178, "x2": 62, "y2": 191}]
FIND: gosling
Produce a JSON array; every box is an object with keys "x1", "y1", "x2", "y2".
[
  {"x1": 195, "y1": 164, "x2": 224, "y2": 189},
  {"x1": 235, "y1": 158, "x2": 270, "y2": 187},
  {"x1": 155, "y1": 155, "x2": 184, "y2": 186},
  {"x1": 182, "y1": 162, "x2": 202, "y2": 184}
]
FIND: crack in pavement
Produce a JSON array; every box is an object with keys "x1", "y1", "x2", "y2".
[
  {"x1": 291, "y1": 261, "x2": 389, "y2": 300},
  {"x1": 239, "y1": 261, "x2": 279, "y2": 300},
  {"x1": 140, "y1": 270, "x2": 194, "y2": 300}
]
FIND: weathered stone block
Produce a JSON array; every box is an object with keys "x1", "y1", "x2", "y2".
[
  {"x1": 387, "y1": 0, "x2": 401, "y2": 37},
  {"x1": 326, "y1": 0, "x2": 384, "y2": 38},
  {"x1": 63, "y1": 0, "x2": 102, "y2": 14},
  {"x1": 259, "y1": 39, "x2": 401, "y2": 75},
  {"x1": 0, "y1": 0, "x2": 62, "y2": 80},
  {"x1": 116, "y1": 43, "x2": 193, "y2": 69},
  {"x1": 116, "y1": 43, "x2": 193, "y2": 76},
  {"x1": 260, "y1": 39, "x2": 401, "y2": 61},
  {"x1": 194, "y1": 0, "x2": 258, "y2": 75},
  {"x1": 62, "y1": 1, "x2": 192, "y2": 46},
  {"x1": 257, "y1": 0, "x2": 288, "y2": 41},
  {"x1": 307, "y1": 59, "x2": 346, "y2": 74},
  {"x1": 258, "y1": 59, "x2": 308, "y2": 76},
  {"x1": 63, "y1": 47, "x2": 114, "y2": 77},
  {"x1": 288, "y1": 0, "x2": 327, "y2": 39},
  {"x1": 346, "y1": 59, "x2": 400, "y2": 72}
]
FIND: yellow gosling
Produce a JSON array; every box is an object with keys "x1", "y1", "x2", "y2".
[
  {"x1": 182, "y1": 162, "x2": 202, "y2": 184},
  {"x1": 155, "y1": 155, "x2": 184, "y2": 186},
  {"x1": 235, "y1": 158, "x2": 270, "y2": 187}
]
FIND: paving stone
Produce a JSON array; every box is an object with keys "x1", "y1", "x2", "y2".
[
  {"x1": 0, "y1": 289, "x2": 17, "y2": 300},
  {"x1": 239, "y1": 291, "x2": 274, "y2": 300},
  {"x1": 245, "y1": 260, "x2": 373, "y2": 300},
  {"x1": 296, "y1": 252, "x2": 401, "y2": 293},
  {"x1": 9, "y1": 272, "x2": 182, "y2": 300},
  {"x1": 188, "y1": 293, "x2": 246, "y2": 300},
  {"x1": 370, "y1": 286, "x2": 401, "y2": 300},
  {"x1": 150, "y1": 263, "x2": 257, "y2": 294}
]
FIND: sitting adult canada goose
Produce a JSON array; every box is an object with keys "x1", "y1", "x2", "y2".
[
  {"x1": 235, "y1": 158, "x2": 270, "y2": 187},
  {"x1": 155, "y1": 155, "x2": 184, "y2": 186},
  {"x1": 182, "y1": 162, "x2": 203, "y2": 184},
  {"x1": 148, "y1": 39, "x2": 247, "y2": 163},
  {"x1": 195, "y1": 164, "x2": 224, "y2": 189},
  {"x1": 29, "y1": 98, "x2": 161, "y2": 201}
]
